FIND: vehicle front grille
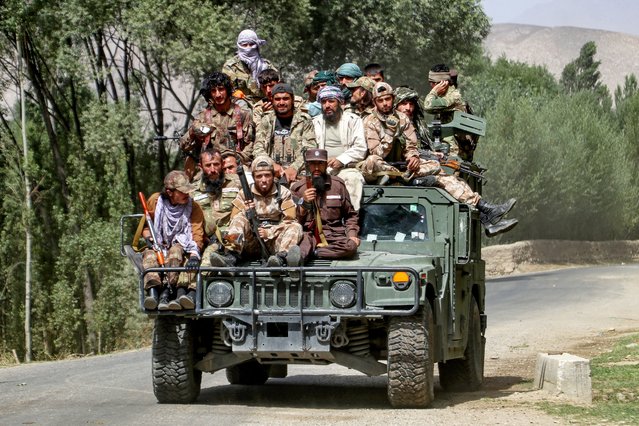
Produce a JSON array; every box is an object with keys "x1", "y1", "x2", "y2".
[{"x1": 239, "y1": 281, "x2": 329, "y2": 309}]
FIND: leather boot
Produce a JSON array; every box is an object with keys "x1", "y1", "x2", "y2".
[
  {"x1": 179, "y1": 288, "x2": 196, "y2": 310},
  {"x1": 267, "y1": 252, "x2": 285, "y2": 277},
  {"x1": 158, "y1": 287, "x2": 170, "y2": 311},
  {"x1": 168, "y1": 287, "x2": 183, "y2": 311},
  {"x1": 144, "y1": 287, "x2": 160, "y2": 310},
  {"x1": 286, "y1": 245, "x2": 302, "y2": 281},
  {"x1": 477, "y1": 198, "x2": 516, "y2": 225},
  {"x1": 412, "y1": 175, "x2": 438, "y2": 187},
  {"x1": 209, "y1": 251, "x2": 239, "y2": 267},
  {"x1": 484, "y1": 218, "x2": 519, "y2": 238}
]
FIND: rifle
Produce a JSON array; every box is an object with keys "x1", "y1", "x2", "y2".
[
  {"x1": 235, "y1": 158, "x2": 271, "y2": 261},
  {"x1": 138, "y1": 192, "x2": 166, "y2": 267},
  {"x1": 439, "y1": 159, "x2": 486, "y2": 181},
  {"x1": 304, "y1": 171, "x2": 328, "y2": 248}
]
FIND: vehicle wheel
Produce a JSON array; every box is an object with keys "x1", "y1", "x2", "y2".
[
  {"x1": 152, "y1": 316, "x2": 202, "y2": 403},
  {"x1": 226, "y1": 360, "x2": 270, "y2": 385},
  {"x1": 387, "y1": 303, "x2": 435, "y2": 408},
  {"x1": 438, "y1": 297, "x2": 485, "y2": 391}
]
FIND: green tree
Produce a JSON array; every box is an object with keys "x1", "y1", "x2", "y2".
[{"x1": 560, "y1": 41, "x2": 610, "y2": 104}]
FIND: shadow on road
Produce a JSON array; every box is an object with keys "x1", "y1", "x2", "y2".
[{"x1": 196, "y1": 373, "x2": 528, "y2": 408}]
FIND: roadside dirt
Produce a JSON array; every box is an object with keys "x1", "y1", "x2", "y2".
[{"x1": 483, "y1": 239, "x2": 639, "y2": 277}]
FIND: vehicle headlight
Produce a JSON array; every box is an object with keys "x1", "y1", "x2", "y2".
[
  {"x1": 330, "y1": 280, "x2": 356, "y2": 308},
  {"x1": 206, "y1": 280, "x2": 234, "y2": 307},
  {"x1": 391, "y1": 271, "x2": 412, "y2": 291}
]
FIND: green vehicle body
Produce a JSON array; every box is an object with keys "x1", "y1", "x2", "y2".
[{"x1": 121, "y1": 173, "x2": 487, "y2": 408}]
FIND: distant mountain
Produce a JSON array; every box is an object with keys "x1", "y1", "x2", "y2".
[{"x1": 484, "y1": 23, "x2": 639, "y2": 93}]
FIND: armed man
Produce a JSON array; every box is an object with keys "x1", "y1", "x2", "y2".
[
  {"x1": 423, "y1": 64, "x2": 476, "y2": 160},
  {"x1": 362, "y1": 82, "x2": 518, "y2": 237},
  {"x1": 394, "y1": 86, "x2": 432, "y2": 150},
  {"x1": 312, "y1": 85, "x2": 368, "y2": 210},
  {"x1": 291, "y1": 148, "x2": 360, "y2": 262},
  {"x1": 141, "y1": 170, "x2": 205, "y2": 311},
  {"x1": 211, "y1": 156, "x2": 303, "y2": 269},
  {"x1": 253, "y1": 83, "x2": 317, "y2": 187},
  {"x1": 344, "y1": 76, "x2": 376, "y2": 119},
  {"x1": 179, "y1": 72, "x2": 255, "y2": 179},
  {"x1": 191, "y1": 148, "x2": 242, "y2": 267}
]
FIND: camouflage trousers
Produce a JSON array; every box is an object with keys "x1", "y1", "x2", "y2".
[
  {"x1": 359, "y1": 156, "x2": 441, "y2": 182},
  {"x1": 435, "y1": 174, "x2": 480, "y2": 205},
  {"x1": 142, "y1": 245, "x2": 196, "y2": 289},
  {"x1": 359, "y1": 156, "x2": 480, "y2": 205},
  {"x1": 226, "y1": 214, "x2": 303, "y2": 259}
]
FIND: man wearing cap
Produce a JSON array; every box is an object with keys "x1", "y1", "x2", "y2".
[
  {"x1": 394, "y1": 86, "x2": 432, "y2": 150},
  {"x1": 291, "y1": 149, "x2": 360, "y2": 261},
  {"x1": 336, "y1": 63, "x2": 363, "y2": 104},
  {"x1": 423, "y1": 63, "x2": 476, "y2": 160},
  {"x1": 303, "y1": 69, "x2": 319, "y2": 102},
  {"x1": 220, "y1": 156, "x2": 303, "y2": 268},
  {"x1": 223, "y1": 29, "x2": 277, "y2": 104},
  {"x1": 252, "y1": 69, "x2": 308, "y2": 124},
  {"x1": 344, "y1": 76, "x2": 376, "y2": 119},
  {"x1": 141, "y1": 170, "x2": 205, "y2": 311},
  {"x1": 312, "y1": 85, "x2": 368, "y2": 210},
  {"x1": 363, "y1": 82, "x2": 518, "y2": 237},
  {"x1": 180, "y1": 71, "x2": 255, "y2": 178},
  {"x1": 253, "y1": 83, "x2": 317, "y2": 186}
]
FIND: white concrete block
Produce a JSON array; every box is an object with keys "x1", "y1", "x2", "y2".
[{"x1": 534, "y1": 352, "x2": 592, "y2": 404}]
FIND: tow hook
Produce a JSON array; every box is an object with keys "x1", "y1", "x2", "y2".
[
  {"x1": 315, "y1": 322, "x2": 335, "y2": 343},
  {"x1": 223, "y1": 320, "x2": 247, "y2": 343}
]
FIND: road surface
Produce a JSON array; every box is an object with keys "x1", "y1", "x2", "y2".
[{"x1": 1, "y1": 264, "x2": 637, "y2": 425}]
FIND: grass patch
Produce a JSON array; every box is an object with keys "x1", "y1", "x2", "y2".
[{"x1": 539, "y1": 333, "x2": 639, "y2": 424}]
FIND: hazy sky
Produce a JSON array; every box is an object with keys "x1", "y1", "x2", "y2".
[{"x1": 482, "y1": 0, "x2": 639, "y2": 36}]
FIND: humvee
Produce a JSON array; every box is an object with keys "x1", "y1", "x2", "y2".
[{"x1": 121, "y1": 178, "x2": 486, "y2": 408}]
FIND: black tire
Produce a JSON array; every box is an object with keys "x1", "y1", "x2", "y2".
[
  {"x1": 438, "y1": 297, "x2": 485, "y2": 392},
  {"x1": 387, "y1": 303, "x2": 435, "y2": 408},
  {"x1": 152, "y1": 316, "x2": 202, "y2": 403},
  {"x1": 226, "y1": 360, "x2": 270, "y2": 385}
]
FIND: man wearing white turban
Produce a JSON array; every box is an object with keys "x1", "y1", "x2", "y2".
[{"x1": 223, "y1": 29, "x2": 277, "y2": 105}]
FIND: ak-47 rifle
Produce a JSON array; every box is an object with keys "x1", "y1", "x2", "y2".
[
  {"x1": 439, "y1": 158, "x2": 486, "y2": 181},
  {"x1": 235, "y1": 156, "x2": 271, "y2": 262},
  {"x1": 304, "y1": 168, "x2": 328, "y2": 248},
  {"x1": 138, "y1": 192, "x2": 166, "y2": 267}
]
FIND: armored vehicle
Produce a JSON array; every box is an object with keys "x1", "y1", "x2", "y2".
[{"x1": 121, "y1": 171, "x2": 487, "y2": 408}]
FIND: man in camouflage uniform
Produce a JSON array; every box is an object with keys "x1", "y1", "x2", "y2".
[
  {"x1": 141, "y1": 170, "x2": 204, "y2": 311},
  {"x1": 254, "y1": 83, "x2": 317, "y2": 187},
  {"x1": 252, "y1": 70, "x2": 308, "y2": 125},
  {"x1": 422, "y1": 63, "x2": 477, "y2": 160},
  {"x1": 291, "y1": 149, "x2": 360, "y2": 261},
  {"x1": 344, "y1": 76, "x2": 376, "y2": 119},
  {"x1": 394, "y1": 86, "x2": 432, "y2": 150},
  {"x1": 312, "y1": 85, "x2": 368, "y2": 210},
  {"x1": 216, "y1": 156, "x2": 303, "y2": 269},
  {"x1": 363, "y1": 82, "x2": 518, "y2": 237},
  {"x1": 180, "y1": 71, "x2": 255, "y2": 178},
  {"x1": 222, "y1": 29, "x2": 276, "y2": 105},
  {"x1": 192, "y1": 148, "x2": 241, "y2": 265}
]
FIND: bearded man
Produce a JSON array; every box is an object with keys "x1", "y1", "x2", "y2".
[{"x1": 291, "y1": 149, "x2": 360, "y2": 261}]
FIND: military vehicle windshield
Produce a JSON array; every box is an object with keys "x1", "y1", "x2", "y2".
[{"x1": 359, "y1": 203, "x2": 428, "y2": 241}]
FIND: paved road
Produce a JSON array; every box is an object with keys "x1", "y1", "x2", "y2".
[{"x1": 1, "y1": 264, "x2": 637, "y2": 425}]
